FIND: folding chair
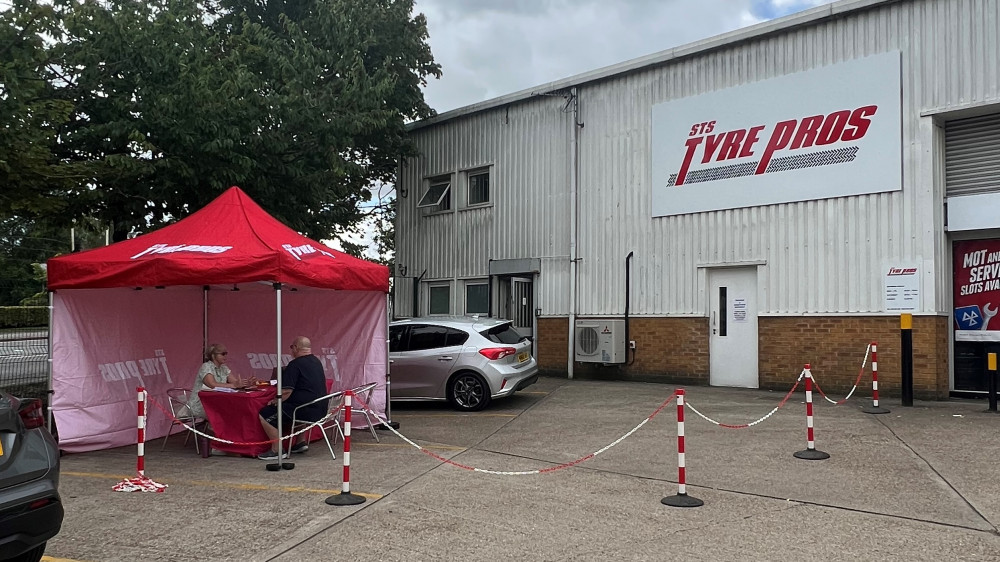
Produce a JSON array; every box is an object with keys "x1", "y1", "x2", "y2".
[
  {"x1": 161, "y1": 388, "x2": 206, "y2": 454},
  {"x1": 290, "y1": 390, "x2": 345, "y2": 460},
  {"x1": 346, "y1": 382, "x2": 381, "y2": 443}
]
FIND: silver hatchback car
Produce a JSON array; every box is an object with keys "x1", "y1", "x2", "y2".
[{"x1": 389, "y1": 317, "x2": 539, "y2": 411}]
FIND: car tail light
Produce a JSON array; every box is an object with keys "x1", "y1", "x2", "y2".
[
  {"x1": 29, "y1": 498, "x2": 53, "y2": 510},
  {"x1": 479, "y1": 347, "x2": 517, "y2": 361},
  {"x1": 18, "y1": 398, "x2": 45, "y2": 429}
]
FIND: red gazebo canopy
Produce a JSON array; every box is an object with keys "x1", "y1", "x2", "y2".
[{"x1": 48, "y1": 186, "x2": 388, "y2": 292}]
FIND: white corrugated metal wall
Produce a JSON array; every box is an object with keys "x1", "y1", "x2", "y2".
[
  {"x1": 396, "y1": 0, "x2": 999, "y2": 319},
  {"x1": 395, "y1": 96, "x2": 571, "y2": 316}
]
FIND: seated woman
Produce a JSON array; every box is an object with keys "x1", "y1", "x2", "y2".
[{"x1": 187, "y1": 343, "x2": 247, "y2": 418}]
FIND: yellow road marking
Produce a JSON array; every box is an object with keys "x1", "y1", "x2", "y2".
[
  {"x1": 61, "y1": 471, "x2": 382, "y2": 500},
  {"x1": 42, "y1": 557, "x2": 89, "y2": 562}
]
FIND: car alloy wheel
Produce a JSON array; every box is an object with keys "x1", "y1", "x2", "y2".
[{"x1": 448, "y1": 372, "x2": 491, "y2": 411}]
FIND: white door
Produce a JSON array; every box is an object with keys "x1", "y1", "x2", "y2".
[{"x1": 709, "y1": 268, "x2": 758, "y2": 388}]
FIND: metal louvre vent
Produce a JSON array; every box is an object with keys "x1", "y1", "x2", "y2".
[
  {"x1": 577, "y1": 326, "x2": 599, "y2": 355},
  {"x1": 945, "y1": 113, "x2": 1000, "y2": 197}
]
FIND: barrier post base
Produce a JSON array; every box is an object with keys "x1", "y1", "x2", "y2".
[
  {"x1": 661, "y1": 493, "x2": 703, "y2": 508},
  {"x1": 326, "y1": 492, "x2": 366, "y2": 506},
  {"x1": 265, "y1": 462, "x2": 295, "y2": 472},
  {"x1": 375, "y1": 420, "x2": 400, "y2": 430},
  {"x1": 793, "y1": 448, "x2": 830, "y2": 460},
  {"x1": 862, "y1": 405, "x2": 891, "y2": 414}
]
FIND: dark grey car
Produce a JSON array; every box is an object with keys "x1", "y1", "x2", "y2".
[{"x1": 0, "y1": 393, "x2": 63, "y2": 562}]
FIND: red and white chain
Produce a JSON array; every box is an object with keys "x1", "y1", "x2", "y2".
[
  {"x1": 146, "y1": 395, "x2": 344, "y2": 447},
  {"x1": 352, "y1": 392, "x2": 678, "y2": 476},
  {"x1": 811, "y1": 343, "x2": 871, "y2": 405},
  {"x1": 684, "y1": 370, "x2": 805, "y2": 429}
]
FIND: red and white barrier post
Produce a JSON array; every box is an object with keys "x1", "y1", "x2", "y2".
[
  {"x1": 863, "y1": 341, "x2": 891, "y2": 414},
  {"x1": 326, "y1": 390, "x2": 366, "y2": 506},
  {"x1": 137, "y1": 386, "x2": 146, "y2": 476},
  {"x1": 112, "y1": 387, "x2": 166, "y2": 492},
  {"x1": 662, "y1": 389, "x2": 703, "y2": 507},
  {"x1": 794, "y1": 365, "x2": 830, "y2": 460}
]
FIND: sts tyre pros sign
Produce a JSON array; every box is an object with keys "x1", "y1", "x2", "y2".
[{"x1": 651, "y1": 52, "x2": 902, "y2": 216}]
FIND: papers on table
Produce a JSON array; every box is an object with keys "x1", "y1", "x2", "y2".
[{"x1": 209, "y1": 387, "x2": 238, "y2": 393}]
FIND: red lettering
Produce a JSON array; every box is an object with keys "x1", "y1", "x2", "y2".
[
  {"x1": 717, "y1": 129, "x2": 747, "y2": 161},
  {"x1": 755, "y1": 120, "x2": 797, "y2": 175},
  {"x1": 739, "y1": 126, "x2": 765, "y2": 158},
  {"x1": 790, "y1": 115, "x2": 824, "y2": 149},
  {"x1": 816, "y1": 110, "x2": 851, "y2": 145},
  {"x1": 701, "y1": 133, "x2": 726, "y2": 164},
  {"x1": 841, "y1": 105, "x2": 877, "y2": 141},
  {"x1": 675, "y1": 136, "x2": 704, "y2": 185}
]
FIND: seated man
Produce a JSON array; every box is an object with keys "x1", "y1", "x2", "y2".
[{"x1": 257, "y1": 336, "x2": 329, "y2": 460}]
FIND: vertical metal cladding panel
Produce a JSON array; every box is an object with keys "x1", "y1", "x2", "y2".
[
  {"x1": 400, "y1": 96, "x2": 573, "y2": 314},
  {"x1": 572, "y1": 0, "x2": 998, "y2": 315},
  {"x1": 402, "y1": 0, "x2": 998, "y2": 318}
]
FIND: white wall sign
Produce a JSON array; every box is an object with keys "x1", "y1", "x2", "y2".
[
  {"x1": 733, "y1": 298, "x2": 748, "y2": 322},
  {"x1": 884, "y1": 265, "x2": 920, "y2": 312},
  {"x1": 651, "y1": 52, "x2": 902, "y2": 217}
]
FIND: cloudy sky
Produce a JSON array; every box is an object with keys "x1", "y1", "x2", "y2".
[
  {"x1": 414, "y1": 0, "x2": 834, "y2": 115},
  {"x1": 350, "y1": 0, "x2": 835, "y2": 257}
]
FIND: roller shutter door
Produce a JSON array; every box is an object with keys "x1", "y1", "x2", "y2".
[{"x1": 945, "y1": 113, "x2": 1000, "y2": 197}]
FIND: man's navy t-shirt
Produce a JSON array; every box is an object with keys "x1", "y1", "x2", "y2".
[{"x1": 281, "y1": 354, "x2": 328, "y2": 421}]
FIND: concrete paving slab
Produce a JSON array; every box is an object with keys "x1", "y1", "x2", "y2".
[{"x1": 45, "y1": 376, "x2": 1000, "y2": 561}]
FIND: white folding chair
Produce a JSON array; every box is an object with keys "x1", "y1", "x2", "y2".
[
  {"x1": 346, "y1": 382, "x2": 380, "y2": 443},
  {"x1": 160, "y1": 388, "x2": 206, "y2": 454},
  {"x1": 290, "y1": 390, "x2": 345, "y2": 460}
]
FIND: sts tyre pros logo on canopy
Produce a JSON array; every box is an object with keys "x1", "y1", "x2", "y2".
[{"x1": 651, "y1": 52, "x2": 902, "y2": 217}]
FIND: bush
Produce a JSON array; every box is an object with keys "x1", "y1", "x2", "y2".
[{"x1": 0, "y1": 306, "x2": 48, "y2": 328}]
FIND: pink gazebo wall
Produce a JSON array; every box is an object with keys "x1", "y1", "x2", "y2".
[
  {"x1": 207, "y1": 285, "x2": 387, "y2": 416},
  {"x1": 52, "y1": 284, "x2": 387, "y2": 453},
  {"x1": 51, "y1": 287, "x2": 204, "y2": 452}
]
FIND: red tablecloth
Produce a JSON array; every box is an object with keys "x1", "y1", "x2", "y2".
[
  {"x1": 199, "y1": 388, "x2": 274, "y2": 456},
  {"x1": 199, "y1": 380, "x2": 336, "y2": 457}
]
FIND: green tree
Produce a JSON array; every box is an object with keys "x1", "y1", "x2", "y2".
[
  {"x1": 0, "y1": 0, "x2": 88, "y2": 219},
  {"x1": 50, "y1": 0, "x2": 440, "y2": 243}
]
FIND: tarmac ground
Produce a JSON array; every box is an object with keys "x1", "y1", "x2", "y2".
[{"x1": 45, "y1": 374, "x2": 1000, "y2": 561}]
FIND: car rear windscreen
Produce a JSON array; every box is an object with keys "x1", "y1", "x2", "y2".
[{"x1": 481, "y1": 323, "x2": 523, "y2": 344}]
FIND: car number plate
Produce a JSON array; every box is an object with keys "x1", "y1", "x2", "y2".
[
  {"x1": 517, "y1": 351, "x2": 529, "y2": 362},
  {"x1": 0, "y1": 439, "x2": 4, "y2": 457}
]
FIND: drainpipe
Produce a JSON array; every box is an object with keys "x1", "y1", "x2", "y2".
[
  {"x1": 625, "y1": 251, "x2": 633, "y2": 365},
  {"x1": 567, "y1": 87, "x2": 580, "y2": 379},
  {"x1": 413, "y1": 269, "x2": 426, "y2": 317}
]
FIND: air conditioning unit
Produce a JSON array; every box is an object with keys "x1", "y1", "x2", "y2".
[{"x1": 575, "y1": 319, "x2": 626, "y2": 363}]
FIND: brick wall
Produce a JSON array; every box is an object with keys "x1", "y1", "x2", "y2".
[
  {"x1": 759, "y1": 315, "x2": 949, "y2": 400},
  {"x1": 537, "y1": 315, "x2": 950, "y2": 399}
]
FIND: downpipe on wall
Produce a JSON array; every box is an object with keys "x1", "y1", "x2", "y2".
[
  {"x1": 625, "y1": 251, "x2": 634, "y2": 366},
  {"x1": 567, "y1": 87, "x2": 581, "y2": 380}
]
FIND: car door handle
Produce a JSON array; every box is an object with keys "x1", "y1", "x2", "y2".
[
  {"x1": 389, "y1": 359, "x2": 395, "y2": 364},
  {"x1": 437, "y1": 356, "x2": 453, "y2": 361}
]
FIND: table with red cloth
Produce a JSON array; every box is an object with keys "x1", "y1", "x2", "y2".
[{"x1": 199, "y1": 379, "x2": 335, "y2": 457}]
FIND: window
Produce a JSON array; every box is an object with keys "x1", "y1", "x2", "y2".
[
  {"x1": 482, "y1": 322, "x2": 524, "y2": 344},
  {"x1": 389, "y1": 326, "x2": 408, "y2": 352},
  {"x1": 465, "y1": 282, "x2": 489, "y2": 315},
  {"x1": 418, "y1": 177, "x2": 451, "y2": 212},
  {"x1": 407, "y1": 325, "x2": 447, "y2": 351},
  {"x1": 444, "y1": 328, "x2": 469, "y2": 346},
  {"x1": 428, "y1": 285, "x2": 450, "y2": 315},
  {"x1": 468, "y1": 169, "x2": 490, "y2": 205}
]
